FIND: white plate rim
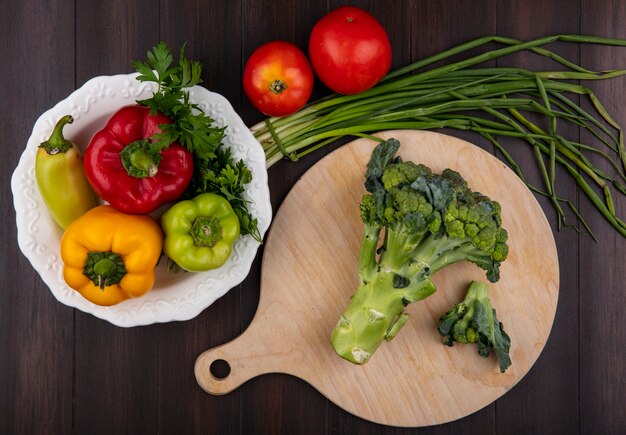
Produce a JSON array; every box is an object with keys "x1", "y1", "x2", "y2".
[{"x1": 11, "y1": 73, "x2": 272, "y2": 327}]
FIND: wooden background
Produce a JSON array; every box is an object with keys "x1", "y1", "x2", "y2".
[{"x1": 2, "y1": 0, "x2": 625, "y2": 433}]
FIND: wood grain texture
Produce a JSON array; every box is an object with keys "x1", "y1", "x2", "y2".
[
  {"x1": 3, "y1": 0, "x2": 626, "y2": 433},
  {"x1": 195, "y1": 131, "x2": 560, "y2": 427},
  {"x1": 580, "y1": 1, "x2": 626, "y2": 433},
  {"x1": 1, "y1": 1, "x2": 75, "y2": 434},
  {"x1": 493, "y1": 1, "x2": 581, "y2": 433}
]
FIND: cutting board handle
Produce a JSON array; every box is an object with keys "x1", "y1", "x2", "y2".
[{"x1": 194, "y1": 327, "x2": 278, "y2": 395}]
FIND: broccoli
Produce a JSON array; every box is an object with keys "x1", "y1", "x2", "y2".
[
  {"x1": 331, "y1": 138, "x2": 509, "y2": 365},
  {"x1": 438, "y1": 280, "x2": 512, "y2": 373}
]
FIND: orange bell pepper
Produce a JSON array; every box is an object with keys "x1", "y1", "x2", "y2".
[{"x1": 60, "y1": 205, "x2": 163, "y2": 306}]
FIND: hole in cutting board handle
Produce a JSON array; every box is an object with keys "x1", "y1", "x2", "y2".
[{"x1": 209, "y1": 359, "x2": 231, "y2": 380}]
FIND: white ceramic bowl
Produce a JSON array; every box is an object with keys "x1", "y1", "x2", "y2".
[{"x1": 11, "y1": 73, "x2": 272, "y2": 327}]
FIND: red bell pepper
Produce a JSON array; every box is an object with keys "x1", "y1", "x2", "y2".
[{"x1": 84, "y1": 105, "x2": 194, "y2": 214}]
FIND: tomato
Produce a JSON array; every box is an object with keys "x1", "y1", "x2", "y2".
[
  {"x1": 243, "y1": 41, "x2": 314, "y2": 117},
  {"x1": 309, "y1": 6, "x2": 392, "y2": 95}
]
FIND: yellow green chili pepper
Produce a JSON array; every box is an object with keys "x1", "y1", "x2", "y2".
[{"x1": 35, "y1": 115, "x2": 97, "y2": 229}]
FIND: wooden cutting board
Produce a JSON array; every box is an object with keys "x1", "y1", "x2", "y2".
[{"x1": 195, "y1": 130, "x2": 559, "y2": 427}]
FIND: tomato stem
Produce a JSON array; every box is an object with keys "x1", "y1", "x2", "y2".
[{"x1": 269, "y1": 79, "x2": 288, "y2": 95}]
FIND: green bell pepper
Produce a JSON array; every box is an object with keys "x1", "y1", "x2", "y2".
[{"x1": 161, "y1": 193, "x2": 240, "y2": 272}]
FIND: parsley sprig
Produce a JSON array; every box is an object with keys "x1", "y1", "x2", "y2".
[
  {"x1": 133, "y1": 42, "x2": 261, "y2": 242},
  {"x1": 190, "y1": 147, "x2": 261, "y2": 242},
  {"x1": 132, "y1": 42, "x2": 224, "y2": 155}
]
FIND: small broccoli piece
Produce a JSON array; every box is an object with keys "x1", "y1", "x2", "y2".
[
  {"x1": 331, "y1": 139, "x2": 510, "y2": 365},
  {"x1": 438, "y1": 281, "x2": 511, "y2": 373}
]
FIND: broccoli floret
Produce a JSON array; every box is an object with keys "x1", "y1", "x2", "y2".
[
  {"x1": 381, "y1": 161, "x2": 432, "y2": 190},
  {"x1": 438, "y1": 281, "x2": 511, "y2": 373},
  {"x1": 331, "y1": 139, "x2": 510, "y2": 365}
]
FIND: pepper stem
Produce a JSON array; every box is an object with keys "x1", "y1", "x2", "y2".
[
  {"x1": 190, "y1": 216, "x2": 222, "y2": 247},
  {"x1": 120, "y1": 139, "x2": 161, "y2": 178},
  {"x1": 39, "y1": 115, "x2": 74, "y2": 154},
  {"x1": 82, "y1": 251, "x2": 127, "y2": 290}
]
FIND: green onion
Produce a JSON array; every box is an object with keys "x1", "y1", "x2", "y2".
[{"x1": 251, "y1": 35, "x2": 626, "y2": 238}]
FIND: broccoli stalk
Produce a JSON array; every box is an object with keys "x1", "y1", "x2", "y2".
[
  {"x1": 331, "y1": 139, "x2": 509, "y2": 365},
  {"x1": 438, "y1": 280, "x2": 512, "y2": 373}
]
